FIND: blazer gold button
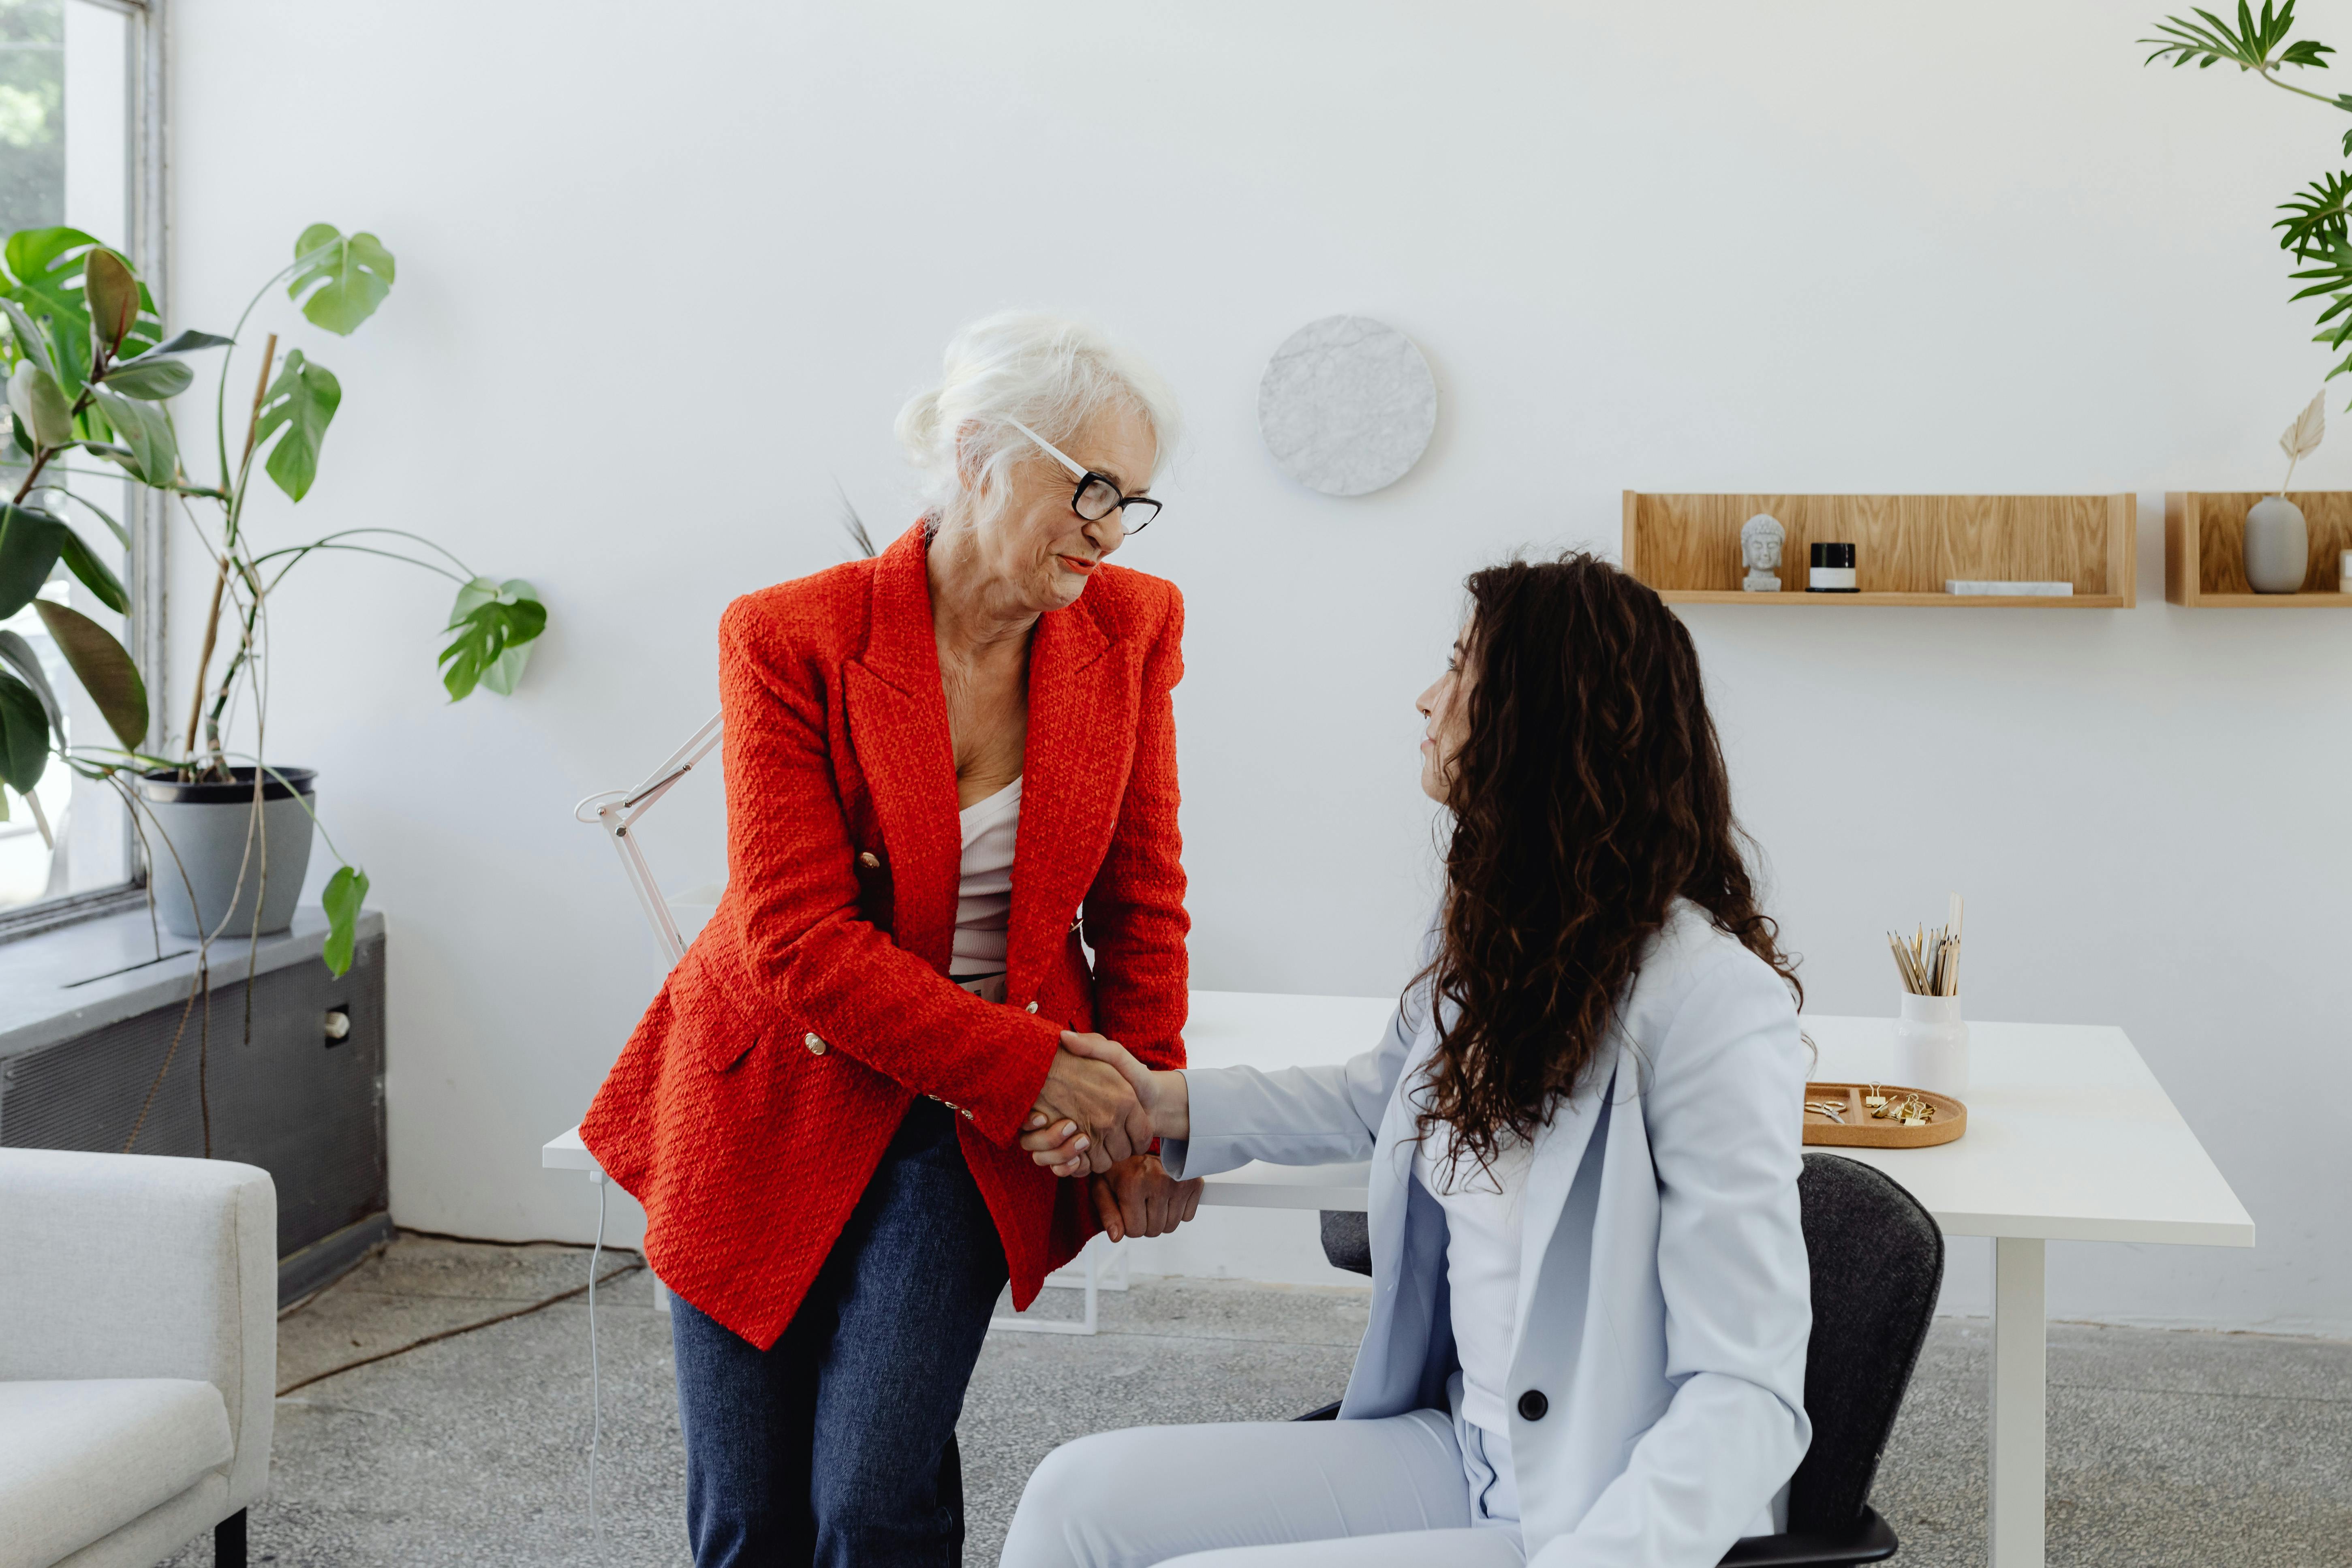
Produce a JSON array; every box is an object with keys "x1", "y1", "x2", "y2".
[
  {"x1": 859, "y1": 852, "x2": 880, "y2": 868},
  {"x1": 1025, "y1": 1001, "x2": 1039, "y2": 1014},
  {"x1": 804, "y1": 1033, "x2": 827, "y2": 1055},
  {"x1": 1517, "y1": 1389, "x2": 1548, "y2": 1422}
]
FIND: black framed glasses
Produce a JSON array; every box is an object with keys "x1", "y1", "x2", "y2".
[{"x1": 1010, "y1": 419, "x2": 1162, "y2": 535}]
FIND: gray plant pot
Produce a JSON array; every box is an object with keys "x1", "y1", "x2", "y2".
[
  {"x1": 134, "y1": 768, "x2": 318, "y2": 940},
  {"x1": 2245, "y1": 494, "x2": 2310, "y2": 593}
]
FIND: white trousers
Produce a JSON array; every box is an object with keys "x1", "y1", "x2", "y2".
[{"x1": 998, "y1": 1410, "x2": 1527, "y2": 1568}]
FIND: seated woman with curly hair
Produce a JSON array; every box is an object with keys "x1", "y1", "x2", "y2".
[{"x1": 1003, "y1": 553, "x2": 1812, "y2": 1568}]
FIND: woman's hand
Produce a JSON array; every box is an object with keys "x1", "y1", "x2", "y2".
[
  {"x1": 1088, "y1": 1153, "x2": 1203, "y2": 1242},
  {"x1": 1028, "y1": 1044, "x2": 1152, "y2": 1174},
  {"x1": 1022, "y1": 1031, "x2": 1190, "y2": 1176}
]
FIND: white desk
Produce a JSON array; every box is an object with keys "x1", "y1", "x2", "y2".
[{"x1": 1180, "y1": 993, "x2": 2255, "y2": 1568}]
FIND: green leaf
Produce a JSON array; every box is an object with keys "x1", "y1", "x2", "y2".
[
  {"x1": 33, "y1": 600, "x2": 147, "y2": 751},
  {"x1": 0, "y1": 503, "x2": 65, "y2": 619},
  {"x1": 81, "y1": 248, "x2": 138, "y2": 358},
  {"x1": 252, "y1": 349, "x2": 340, "y2": 501},
  {"x1": 321, "y1": 864, "x2": 369, "y2": 977},
  {"x1": 8, "y1": 361, "x2": 72, "y2": 447},
  {"x1": 98, "y1": 353, "x2": 194, "y2": 400},
  {"x1": 0, "y1": 297, "x2": 54, "y2": 379},
  {"x1": 86, "y1": 384, "x2": 177, "y2": 486},
  {"x1": 49, "y1": 484, "x2": 128, "y2": 548},
  {"x1": 0, "y1": 672, "x2": 48, "y2": 793},
  {"x1": 287, "y1": 225, "x2": 395, "y2": 337},
  {"x1": 51, "y1": 523, "x2": 126, "y2": 614},
  {"x1": 438, "y1": 578, "x2": 547, "y2": 701},
  {"x1": 143, "y1": 329, "x2": 236, "y2": 357},
  {"x1": 0, "y1": 228, "x2": 156, "y2": 395},
  {"x1": 0, "y1": 628, "x2": 64, "y2": 745}
]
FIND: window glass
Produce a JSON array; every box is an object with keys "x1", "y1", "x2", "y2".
[{"x1": 0, "y1": 0, "x2": 138, "y2": 917}]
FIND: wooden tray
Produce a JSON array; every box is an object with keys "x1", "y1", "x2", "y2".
[{"x1": 1802, "y1": 1081, "x2": 1965, "y2": 1148}]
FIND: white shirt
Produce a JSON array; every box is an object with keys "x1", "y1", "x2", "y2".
[
  {"x1": 1414, "y1": 1124, "x2": 1535, "y2": 1524},
  {"x1": 951, "y1": 777, "x2": 1021, "y2": 976}
]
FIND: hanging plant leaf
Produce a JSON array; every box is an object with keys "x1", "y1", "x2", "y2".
[
  {"x1": 438, "y1": 578, "x2": 547, "y2": 701},
  {"x1": 82, "y1": 248, "x2": 139, "y2": 359},
  {"x1": 0, "y1": 503, "x2": 65, "y2": 619},
  {"x1": 86, "y1": 384, "x2": 177, "y2": 487},
  {"x1": 33, "y1": 600, "x2": 147, "y2": 751},
  {"x1": 287, "y1": 225, "x2": 396, "y2": 337},
  {"x1": 99, "y1": 353, "x2": 195, "y2": 400},
  {"x1": 0, "y1": 629, "x2": 64, "y2": 746},
  {"x1": 321, "y1": 863, "x2": 370, "y2": 977},
  {"x1": 0, "y1": 672, "x2": 49, "y2": 793},
  {"x1": 253, "y1": 349, "x2": 340, "y2": 501}
]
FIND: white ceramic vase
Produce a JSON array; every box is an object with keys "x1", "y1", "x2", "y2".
[
  {"x1": 2244, "y1": 495, "x2": 2309, "y2": 594},
  {"x1": 1892, "y1": 993, "x2": 1969, "y2": 1099}
]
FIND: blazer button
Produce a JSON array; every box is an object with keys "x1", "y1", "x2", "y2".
[
  {"x1": 859, "y1": 852, "x2": 880, "y2": 868},
  {"x1": 1517, "y1": 1389, "x2": 1548, "y2": 1422},
  {"x1": 1025, "y1": 1001, "x2": 1039, "y2": 1014},
  {"x1": 804, "y1": 1033, "x2": 827, "y2": 1055}
]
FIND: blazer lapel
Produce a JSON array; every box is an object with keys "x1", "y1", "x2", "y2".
[
  {"x1": 844, "y1": 525, "x2": 962, "y2": 972},
  {"x1": 1508, "y1": 1047, "x2": 1618, "y2": 1358},
  {"x1": 1003, "y1": 595, "x2": 1133, "y2": 988}
]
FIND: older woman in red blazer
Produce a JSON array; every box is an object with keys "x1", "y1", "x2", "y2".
[{"x1": 581, "y1": 312, "x2": 1200, "y2": 1567}]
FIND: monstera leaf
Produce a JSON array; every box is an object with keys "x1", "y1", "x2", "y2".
[
  {"x1": 438, "y1": 578, "x2": 546, "y2": 701},
  {"x1": 252, "y1": 349, "x2": 340, "y2": 501},
  {"x1": 287, "y1": 225, "x2": 395, "y2": 336},
  {"x1": 0, "y1": 229, "x2": 160, "y2": 395}
]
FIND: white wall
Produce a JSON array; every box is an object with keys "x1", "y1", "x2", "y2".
[{"x1": 166, "y1": 0, "x2": 2352, "y2": 1334}]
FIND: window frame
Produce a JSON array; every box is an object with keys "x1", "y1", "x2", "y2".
[{"x1": 0, "y1": 0, "x2": 169, "y2": 942}]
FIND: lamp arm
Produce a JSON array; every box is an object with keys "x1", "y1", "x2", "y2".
[{"x1": 573, "y1": 710, "x2": 725, "y2": 966}]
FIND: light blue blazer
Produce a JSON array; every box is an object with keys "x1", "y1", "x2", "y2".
[{"x1": 1162, "y1": 903, "x2": 1813, "y2": 1567}]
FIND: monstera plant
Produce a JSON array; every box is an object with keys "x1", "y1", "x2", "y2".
[{"x1": 0, "y1": 225, "x2": 547, "y2": 973}]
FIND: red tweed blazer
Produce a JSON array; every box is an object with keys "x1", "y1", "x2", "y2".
[{"x1": 581, "y1": 522, "x2": 1189, "y2": 1348}]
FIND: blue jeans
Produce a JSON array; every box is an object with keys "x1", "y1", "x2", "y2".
[{"x1": 670, "y1": 1098, "x2": 1009, "y2": 1566}]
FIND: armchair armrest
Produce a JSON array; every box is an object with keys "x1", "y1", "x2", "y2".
[{"x1": 0, "y1": 1148, "x2": 278, "y2": 1512}]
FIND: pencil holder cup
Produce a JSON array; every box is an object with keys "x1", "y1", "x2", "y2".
[{"x1": 1893, "y1": 993, "x2": 1969, "y2": 1099}]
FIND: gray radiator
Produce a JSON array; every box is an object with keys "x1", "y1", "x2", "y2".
[{"x1": 0, "y1": 912, "x2": 390, "y2": 1305}]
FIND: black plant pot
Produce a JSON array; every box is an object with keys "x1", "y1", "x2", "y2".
[{"x1": 134, "y1": 767, "x2": 318, "y2": 940}]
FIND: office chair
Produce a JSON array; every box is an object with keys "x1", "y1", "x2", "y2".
[{"x1": 1301, "y1": 1152, "x2": 1943, "y2": 1566}]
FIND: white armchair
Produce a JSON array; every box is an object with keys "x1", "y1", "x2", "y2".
[{"x1": 0, "y1": 1148, "x2": 275, "y2": 1568}]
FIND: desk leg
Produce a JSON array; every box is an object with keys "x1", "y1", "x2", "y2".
[{"x1": 1988, "y1": 1237, "x2": 2046, "y2": 1568}]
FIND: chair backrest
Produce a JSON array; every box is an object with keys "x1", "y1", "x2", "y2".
[
  {"x1": 1785, "y1": 1151, "x2": 1944, "y2": 1533},
  {"x1": 1320, "y1": 1150, "x2": 1943, "y2": 1534},
  {"x1": 1319, "y1": 1209, "x2": 1373, "y2": 1276}
]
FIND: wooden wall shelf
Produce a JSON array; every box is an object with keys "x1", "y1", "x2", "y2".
[
  {"x1": 1623, "y1": 492, "x2": 2135, "y2": 608},
  {"x1": 2164, "y1": 492, "x2": 2352, "y2": 607}
]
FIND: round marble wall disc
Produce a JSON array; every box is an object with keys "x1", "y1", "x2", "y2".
[{"x1": 1256, "y1": 315, "x2": 1437, "y2": 496}]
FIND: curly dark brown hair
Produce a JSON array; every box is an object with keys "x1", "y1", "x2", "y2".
[{"x1": 1413, "y1": 552, "x2": 1799, "y2": 1168}]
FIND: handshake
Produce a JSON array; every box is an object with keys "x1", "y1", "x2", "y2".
[{"x1": 1020, "y1": 1031, "x2": 1199, "y2": 1242}]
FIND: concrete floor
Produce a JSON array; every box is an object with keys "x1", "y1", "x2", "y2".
[{"x1": 160, "y1": 1234, "x2": 2352, "y2": 1567}]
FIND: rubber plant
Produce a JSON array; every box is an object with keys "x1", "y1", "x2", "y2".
[
  {"x1": 2145, "y1": 2, "x2": 2352, "y2": 400},
  {"x1": 0, "y1": 225, "x2": 547, "y2": 975}
]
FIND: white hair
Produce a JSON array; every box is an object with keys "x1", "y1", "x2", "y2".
[{"x1": 896, "y1": 310, "x2": 1182, "y2": 526}]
